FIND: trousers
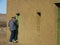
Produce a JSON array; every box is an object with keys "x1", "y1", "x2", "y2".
[{"x1": 9, "y1": 30, "x2": 17, "y2": 42}]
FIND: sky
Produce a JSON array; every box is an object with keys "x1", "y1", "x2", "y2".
[{"x1": 0, "y1": 0, "x2": 7, "y2": 14}]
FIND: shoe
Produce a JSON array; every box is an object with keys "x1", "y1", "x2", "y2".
[
  {"x1": 16, "y1": 40, "x2": 18, "y2": 43},
  {"x1": 9, "y1": 42, "x2": 12, "y2": 44},
  {"x1": 13, "y1": 41, "x2": 17, "y2": 43}
]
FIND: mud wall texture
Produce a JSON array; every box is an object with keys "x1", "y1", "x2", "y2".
[{"x1": 7, "y1": 0, "x2": 58, "y2": 45}]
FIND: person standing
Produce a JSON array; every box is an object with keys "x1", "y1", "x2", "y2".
[
  {"x1": 15, "y1": 13, "x2": 20, "y2": 41},
  {"x1": 8, "y1": 17, "x2": 17, "y2": 43}
]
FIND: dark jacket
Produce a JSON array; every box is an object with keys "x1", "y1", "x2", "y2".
[{"x1": 8, "y1": 19, "x2": 16, "y2": 31}]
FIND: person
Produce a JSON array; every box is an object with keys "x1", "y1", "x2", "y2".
[
  {"x1": 8, "y1": 16, "x2": 17, "y2": 44},
  {"x1": 15, "y1": 13, "x2": 20, "y2": 41}
]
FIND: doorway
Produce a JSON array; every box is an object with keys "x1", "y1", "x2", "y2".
[{"x1": 58, "y1": 8, "x2": 60, "y2": 45}]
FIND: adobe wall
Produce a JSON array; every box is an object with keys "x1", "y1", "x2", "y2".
[{"x1": 7, "y1": 0, "x2": 58, "y2": 45}]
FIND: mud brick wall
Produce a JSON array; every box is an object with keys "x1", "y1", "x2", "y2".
[{"x1": 7, "y1": 0, "x2": 59, "y2": 45}]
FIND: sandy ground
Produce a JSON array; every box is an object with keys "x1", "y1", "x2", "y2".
[{"x1": 0, "y1": 28, "x2": 21, "y2": 45}]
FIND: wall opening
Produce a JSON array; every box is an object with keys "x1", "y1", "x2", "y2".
[
  {"x1": 57, "y1": 7, "x2": 60, "y2": 45},
  {"x1": 37, "y1": 12, "x2": 41, "y2": 16}
]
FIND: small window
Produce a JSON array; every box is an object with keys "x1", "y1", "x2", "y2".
[
  {"x1": 16, "y1": 13, "x2": 20, "y2": 16},
  {"x1": 55, "y1": 3, "x2": 60, "y2": 8},
  {"x1": 37, "y1": 12, "x2": 41, "y2": 16}
]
